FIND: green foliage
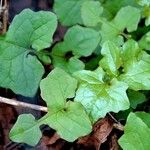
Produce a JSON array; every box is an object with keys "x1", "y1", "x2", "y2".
[
  {"x1": 119, "y1": 40, "x2": 150, "y2": 90},
  {"x1": 81, "y1": 1, "x2": 103, "y2": 27},
  {"x1": 10, "y1": 68, "x2": 92, "y2": 145},
  {"x1": 0, "y1": 9, "x2": 57, "y2": 97},
  {"x1": 137, "y1": 0, "x2": 150, "y2": 26},
  {"x1": 74, "y1": 67, "x2": 129, "y2": 122},
  {"x1": 53, "y1": 0, "x2": 89, "y2": 26},
  {"x1": 9, "y1": 114, "x2": 42, "y2": 146},
  {"x1": 128, "y1": 90, "x2": 147, "y2": 109},
  {"x1": 139, "y1": 31, "x2": 150, "y2": 50},
  {"x1": 119, "y1": 112, "x2": 150, "y2": 150},
  {"x1": 51, "y1": 25, "x2": 100, "y2": 73},
  {"x1": 100, "y1": 6, "x2": 141, "y2": 45},
  {"x1": 0, "y1": 0, "x2": 149, "y2": 147},
  {"x1": 99, "y1": 41, "x2": 121, "y2": 76}
]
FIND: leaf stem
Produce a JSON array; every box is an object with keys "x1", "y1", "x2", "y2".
[
  {"x1": 0, "y1": 96, "x2": 48, "y2": 112},
  {"x1": 119, "y1": 32, "x2": 131, "y2": 39},
  {"x1": 113, "y1": 123, "x2": 124, "y2": 131}
]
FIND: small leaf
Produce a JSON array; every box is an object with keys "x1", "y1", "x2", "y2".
[
  {"x1": 64, "y1": 25, "x2": 100, "y2": 57},
  {"x1": 128, "y1": 90, "x2": 146, "y2": 109},
  {"x1": 102, "y1": 0, "x2": 138, "y2": 20},
  {"x1": 37, "y1": 51, "x2": 51, "y2": 65},
  {"x1": 119, "y1": 112, "x2": 150, "y2": 150},
  {"x1": 0, "y1": 9, "x2": 57, "y2": 97},
  {"x1": 81, "y1": 1, "x2": 103, "y2": 26},
  {"x1": 139, "y1": 31, "x2": 150, "y2": 51},
  {"x1": 9, "y1": 114, "x2": 42, "y2": 146},
  {"x1": 52, "y1": 55, "x2": 85, "y2": 74},
  {"x1": 99, "y1": 41, "x2": 122, "y2": 76},
  {"x1": 120, "y1": 40, "x2": 150, "y2": 90},
  {"x1": 54, "y1": 0, "x2": 88, "y2": 26},
  {"x1": 44, "y1": 101, "x2": 92, "y2": 142},
  {"x1": 75, "y1": 67, "x2": 129, "y2": 122},
  {"x1": 51, "y1": 25, "x2": 100, "y2": 73},
  {"x1": 100, "y1": 21, "x2": 124, "y2": 46},
  {"x1": 100, "y1": 6, "x2": 141, "y2": 45},
  {"x1": 113, "y1": 6, "x2": 141, "y2": 32},
  {"x1": 137, "y1": 0, "x2": 150, "y2": 6},
  {"x1": 52, "y1": 25, "x2": 100, "y2": 57},
  {"x1": 40, "y1": 68, "x2": 77, "y2": 109}
]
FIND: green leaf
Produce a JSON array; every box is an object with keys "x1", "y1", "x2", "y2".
[
  {"x1": 6, "y1": 9, "x2": 57, "y2": 51},
  {"x1": 51, "y1": 25, "x2": 100, "y2": 73},
  {"x1": 9, "y1": 114, "x2": 42, "y2": 146},
  {"x1": 145, "y1": 8, "x2": 150, "y2": 26},
  {"x1": 100, "y1": 21, "x2": 124, "y2": 46},
  {"x1": 81, "y1": 1, "x2": 103, "y2": 27},
  {"x1": 113, "y1": 6, "x2": 141, "y2": 32},
  {"x1": 135, "y1": 112, "x2": 150, "y2": 128},
  {"x1": 40, "y1": 68, "x2": 77, "y2": 110},
  {"x1": 0, "y1": 9, "x2": 57, "y2": 97},
  {"x1": 100, "y1": 6, "x2": 141, "y2": 45},
  {"x1": 37, "y1": 51, "x2": 51, "y2": 65},
  {"x1": 74, "y1": 67, "x2": 129, "y2": 122},
  {"x1": 54, "y1": 0, "x2": 89, "y2": 26},
  {"x1": 43, "y1": 101, "x2": 92, "y2": 142},
  {"x1": 128, "y1": 90, "x2": 146, "y2": 109},
  {"x1": 120, "y1": 40, "x2": 150, "y2": 90},
  {"x1": 52, "y1": 55, "x2": 85, "y2": 74},
  {"x1": 102, "y1": 0, "x2": 138, "y2": 20},
  {"x1": 139, "y1": 31, "x2": 150, "y2": 50},
  {"x1": 99, "y1": 41, "x2": 122, "y2": 76},
  {"x1": 140, "y1": 2, "x2": 150, "y2": 26},
  {"x1": 51, "y1": 42, "x2": 85, "y2": 74},
  {"x1": 137, "y1": 0, "x2": 150, "y2": 6},
  {"x1": 119, "y1": 112, "x2": 150, "y2": 150},
  {"x1": 64, "y1": 25, "x2": 100, "y2": 57},
  {"x1": 10, "y1": 68, "x2": 91, "y2": 145}
]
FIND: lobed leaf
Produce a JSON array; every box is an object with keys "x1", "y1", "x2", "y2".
[
  {"x1": 0, "y1": 9, "x2": 57, "y2": 97},
  {"x1": 64, "y1": 25, "x2": 100, "y2": 57},
  {"x1": 43, "y1": 101, "x2": 92, "y2": 142},
  {"x1": 40, "y1": 68, "x2": 77, "y2": 110},
  {"x1": 100, "y1": 6, "x2": 141, "y2": 45},
  {"x1": 74, "y1": 67, "x2": 129, "y2": 122},
  {"x1": 9, "y1": 114, "x2": 42, "y2": 146},
  {"x1": 51, "y1": 25, "x2": 100, "y2": 73},
  {"x1": 120, "y1": 40, "x2": 150, "y2": 90},
  {"x1": 10, "y1": 68, "x2": 92, "y2": 145},
  {"x1": 99, "y1": 41, "x2": 122, "y2": 77},
  {"x1": 119, "y1": 112, "x2": 150, "y2": 150}
]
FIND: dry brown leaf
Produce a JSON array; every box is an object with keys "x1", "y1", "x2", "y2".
[
  {"x1": 109, "y1": 133, "x2": 119, "y2": 150},
  {"x1": 78, "y1": 117, "x2": 113, "y2": 150},
  {"x1": 42, "y1": 132, "x2": 60, "y2": 145},
  {"x1": 0, "y1": 104, "x2": 17, "y2": 146}
]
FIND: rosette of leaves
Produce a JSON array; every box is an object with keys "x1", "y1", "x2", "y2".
[
  {"x1": 0, "y1": 9, "x2": 57, "y2": 97},
  {"x1": 9, "y1": 68, "x2": 92, "y2": 146},
  {"x1": 74, "y1": 40, "x2": 150, "y2": 122}
]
